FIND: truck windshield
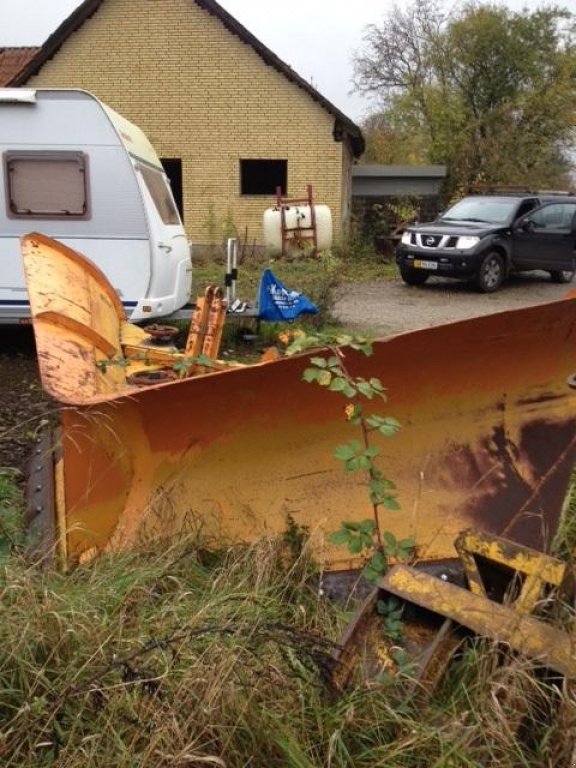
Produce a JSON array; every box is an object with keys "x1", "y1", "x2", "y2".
[{"x1": 441, "y1": 197, "x2": 517, "y2": 225}]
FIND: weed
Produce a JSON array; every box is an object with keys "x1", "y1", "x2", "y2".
[
  {"x1": 0, "y1": 468, "x2": 24, "y2": 555},
  {"x1": 287, "y1": 330, "x2": 414, "y2": 581}
]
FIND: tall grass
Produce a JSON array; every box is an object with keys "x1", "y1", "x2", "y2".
[{"x1": 1, "y1": 520, "x2": 576, "y2": 766}]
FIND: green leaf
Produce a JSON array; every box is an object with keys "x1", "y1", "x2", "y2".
[
  {"x1": 357, "y1": 381, "x2": 375, "y2": 399},
  {"x1": 370, "y1": 550, "x2": 387, "y2": 572},
  {"x1": 302, "y1": 368, "x2": 319, "y2": 383},
  {"x1": 369, "y1": 378, "x2": 385, "y2": 392},
  {"x1": 310, "y1": 356, "x2": 327, "y2": 368},
  {"x1": 359, "y1": 519, "x2": 375, "y2": 534},
  {"x1": 349, "y1": 455, "x2": 371, "y2": 472},
  {"x1": 348, "y1": 537, "x2": 364, "y2": 554},
  {"x1": 334, "y1": 443, "x2": 357, "y2": 461},
  {"x1": 379, "y1": 417, "x2": 402, "y2": 436},
  {"x1": 328, "y1": 529, "x2": 351, "y2": 545},
  {"x1": 362, "y1": 566, "x2": 381, "y2": 583},
  {"x1": 328, "y1": 376, "x2": 347, "y2": 392},
  {"x1": 383, "y1": 531, "x2": 397, "y2": 547},
  {"x1": 317, "y1": 370, "x2": 332, "y2": 387}
]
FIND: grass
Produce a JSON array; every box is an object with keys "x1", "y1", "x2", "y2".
[
  {"x1": 1, "y1": 497, "x2": 576, "y2": 765},
  {"x1": 192, "y1": 240, "x2": 397, "y2": 310}
]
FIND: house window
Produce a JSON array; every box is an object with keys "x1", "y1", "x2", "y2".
[
  {"x1": 161, "y1": 158, "x2": 183, "y2": 220},
  {"x1": 240, "y1": 159, "x2": 287, "y2": 196},
  {"x1": 138, "y1": 163, "x2": 181, "y2": 225},
  {"x1": 5, "y1": 151, "x2": 89, "y2": 218}
]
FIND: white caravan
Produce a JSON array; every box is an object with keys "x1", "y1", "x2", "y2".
[{"x1": 0, "y1": 88, "x2": 191, "y2": 323}]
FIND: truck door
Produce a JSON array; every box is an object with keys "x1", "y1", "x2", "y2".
[{"x1": 512, "y1": 202, "x2": 576, "y2": 272}]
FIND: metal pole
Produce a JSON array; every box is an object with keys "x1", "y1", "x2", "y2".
[{"x1": 225, "y1": 238, "x2": 237, "y2": 304}]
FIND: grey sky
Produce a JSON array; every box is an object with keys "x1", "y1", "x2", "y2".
[{"x1": 1, "y1": 0, "x2": 575, "y2": 122}]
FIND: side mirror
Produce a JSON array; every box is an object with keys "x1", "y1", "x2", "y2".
[{"x1": 517, "y1": 218, "x2": 534, "y2": 232}]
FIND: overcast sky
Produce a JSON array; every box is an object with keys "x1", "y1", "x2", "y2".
[{"x1": 1, "y1": 0, "x2": 576, "y2": 121}]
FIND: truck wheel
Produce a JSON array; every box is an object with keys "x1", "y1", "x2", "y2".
[
  {"x1": 550, "y1": 269, "x2": 575, "y2": 284},
  {"x1": 476, "y1": 252, "x2": 504, "y2": 293},
  {"x1": 400, "y1": 267, "x2": 429, "y2": 286}
]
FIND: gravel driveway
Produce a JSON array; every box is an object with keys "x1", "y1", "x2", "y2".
[{"x1": 333, "y1": 271, "x2": 575, "y2": 336}]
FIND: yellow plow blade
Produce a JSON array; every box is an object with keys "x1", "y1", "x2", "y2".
[{"x1": 21, "y1": 234, "x2": 576, "y2": 567}]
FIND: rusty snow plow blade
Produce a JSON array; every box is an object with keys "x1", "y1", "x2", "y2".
[
  {"x1": 331, "y1": 528, "x2": 576, "y2": 693},
  {"x1": 21, "y1": 233, "x2": 576, "y2": 570}
]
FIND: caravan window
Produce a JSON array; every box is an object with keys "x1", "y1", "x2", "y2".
[
  {"x1": 138, "y1": 164, "x2": 181, "y2": 225},
  {"x1": 5, "y1": 151, "x2": 89, "y2": 218}
]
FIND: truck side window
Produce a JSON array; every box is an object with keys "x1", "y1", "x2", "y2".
[
  {"x1": 529, "y1": 203, "x2": 576, "y2": 230},
  {"x1": 5, "y1": 151, "x2": 89, "y2": 218}
]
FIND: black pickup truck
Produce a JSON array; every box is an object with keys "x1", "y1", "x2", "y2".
[{"x1": 396, "y1": 194, "x2": 576, "y2": 292}]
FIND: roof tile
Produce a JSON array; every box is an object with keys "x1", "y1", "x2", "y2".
[{"x1": 0, "y1": 47, "x2": 41, "y2": 86}]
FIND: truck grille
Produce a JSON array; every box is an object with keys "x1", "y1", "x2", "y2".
[{"x1": 416, "y1": 234, "x2": 449, "y2": 248}]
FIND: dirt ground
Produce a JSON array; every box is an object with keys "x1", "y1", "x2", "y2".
[
  {"x1": 0, "y1": 327, "x2": 55, "y2": 477},
  {"x1": 333, "y1": 271, "x2": 575, "y2": 336},
  {"x1": 1, "y1": 270, "x2": 573, "y2": 476}
]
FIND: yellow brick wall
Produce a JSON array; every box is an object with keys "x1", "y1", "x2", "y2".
[{"x1": 26, "y1": 0, "x2": 352, "y2": 250}]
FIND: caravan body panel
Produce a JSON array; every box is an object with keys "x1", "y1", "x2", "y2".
[{"x1": 0, "y1": 89, "x2": 191, "y2": 323}]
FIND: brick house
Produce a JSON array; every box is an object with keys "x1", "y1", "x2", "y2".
[{"x1": 4, "y1": 0, "x2": 364, "y2": 251}]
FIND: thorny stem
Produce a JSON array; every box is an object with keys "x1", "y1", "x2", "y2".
[{"x1": 332, "y1": 346, "x2": 384, "y2": 554}]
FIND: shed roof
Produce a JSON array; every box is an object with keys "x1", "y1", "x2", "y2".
[
  {"x1": 7, "y1": 0, "x2": 364, "y2": 156},
  {"x1": 0, "y1": 47, "x2": 41, "y2": 86},
  {"x1": 353, "y1": 165, "x2": 447, "y2": 178}
]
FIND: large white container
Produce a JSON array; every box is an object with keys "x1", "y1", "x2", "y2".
[{"x1": 263, "y1": 204, "x2": 333, "y2": 255}]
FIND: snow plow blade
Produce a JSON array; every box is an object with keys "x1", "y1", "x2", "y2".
[{"x1": 21, "y1": 233, "x2": 576, "y2": 569}]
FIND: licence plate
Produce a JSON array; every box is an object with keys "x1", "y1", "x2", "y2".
[{"x1": 414, "y1": 259, "x2": 438, "y2": 270}]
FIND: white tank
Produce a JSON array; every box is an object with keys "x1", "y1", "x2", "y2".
[{"x1": 263, "y1": 204, "x2": 333, "y2": 255}]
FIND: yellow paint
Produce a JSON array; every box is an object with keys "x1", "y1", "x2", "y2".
[{"x1": 383, "y1": 565, "x2": 576, "y2": 677}]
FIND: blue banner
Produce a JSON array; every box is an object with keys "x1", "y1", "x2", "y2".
[{"x1": 257, "y1": 269, "x2": 319, "y2": 321}]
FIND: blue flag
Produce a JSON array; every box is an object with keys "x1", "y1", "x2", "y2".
[{"x1": 258, "y1": 269, "x2": 319, "y2": 322}]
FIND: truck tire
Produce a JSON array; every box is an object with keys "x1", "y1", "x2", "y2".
[
  {"x1": 550, "y1": 269, "x2": 575, "y2": 284},
  {"x1": 400, "y1": 267, "x2": 429, "y2": 286},
  {"x1": 476, "y1": 252, "x2": 504, "y2": 293}
]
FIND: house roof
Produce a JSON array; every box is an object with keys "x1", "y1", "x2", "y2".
[
  {"x1": 0, "y1": 47, "x2": 41, "y2": 86},
  {"x1": 8, "y1": 0, "x2": 365, "y2": 156}
]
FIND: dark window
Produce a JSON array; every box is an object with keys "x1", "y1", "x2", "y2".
[
  {"x1": 515, "y1": 199, "x2": 538, "y2": 219},
  {"x1": 161, "y1": 158, "x2": 183, "y2": 220},
  {"x1": 240, "y1": 159, "x2": 287, "y2": 196},
  {"x1": 5, "y1": 151, "x2": 89, "y2": 218},
  {"x1": 529, "y1": 203, "x2": 576, "y2": 230},
  {"x1": 138, "y1": 164, "x2": 181, "y2": 225}
]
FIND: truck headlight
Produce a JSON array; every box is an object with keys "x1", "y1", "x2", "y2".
[
  {"x1": 456, "y1": 236, "x2": 480, "y2": 250},
  {"x1": 401, "y1": 231, "x2": 412, "y2": 245}
]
